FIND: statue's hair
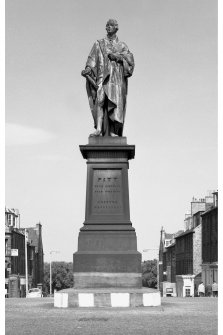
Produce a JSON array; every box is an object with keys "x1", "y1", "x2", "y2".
[{"x1": 106, "y1": 19, "x2": 119, "y2": 31}]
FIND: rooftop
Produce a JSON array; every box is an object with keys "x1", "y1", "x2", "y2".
[
  {"x1": 165, "y1": 233, "x2": 174, "y2": 239},
  {"x1": 175, "y1": 228, "x2": 194, "y2": 239}
]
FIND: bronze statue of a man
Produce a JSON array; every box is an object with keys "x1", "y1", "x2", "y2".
[{"x1": 81, "y1": 19, "x2": 134, "y2": 137}]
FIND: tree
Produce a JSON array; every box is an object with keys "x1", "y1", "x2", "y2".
[
  {"x1": 142, "y1": 259, "x2": 157, "y2": 288},
  {"x1": 43, "y1": 262, "x2": 73, "y2": 294}
]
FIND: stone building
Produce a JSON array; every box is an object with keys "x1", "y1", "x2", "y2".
[
  {"x1": 20, "y1": 223, "x2": 44, "y2": 287},
  {"x1": 175, "y1": 193, "x2": 214, "y2": 297},
  {"x1": 184, "y1": 194, "x2": 213, "y2": 231},
  {"x1": 192, "y1": 214, "x2": 203, "y2": 290},
  {"x1": 160, "y1": 192, "x2": 216, "y2": 297},
  {"x1": 164, "y1": 242, "x2": 176, "y2": 283},
  {"x1": 175, "y1": 229, "x2": 194, "y2": 297},
  {"x1": 5, "y1": 208, "x2": 44, "y2": 297},
  {"x1": 159, "y1": 228, "x2": 175, "y2": 286},
  {"x1": 201, "y1": 191, "x2": 218, "y2": 287},
  {"x1": 5, "y1": 207, "x2": 20, "y2": 228},
  {"x1": 175, "y1": 215, "x2": 204, "y2": 297},
  {"x1": 159, "y1": 228, "x2": 183, "y2": 296}
]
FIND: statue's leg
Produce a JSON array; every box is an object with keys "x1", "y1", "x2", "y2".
[
  {"x1": 90, "y1": 107, "x2": 103, "y2": 137},
  {"x1": 109, "y1": 119, "x2": 123, "y2": 137},
  {"x1": 102, "y1": 97, "x2": 119, "y2": 137},
  {"x1": 90, "y1": 87, "x2": 105, "y2": 137},
  {"x1": 106, "y1": 100, "x2": 123, "y2": 137},
  {"x1": 114, "y1": 121, "x2": 123, "y2": 136},
  {"x1": 102, "y1": 98, "x2": 110, "y2": 137},
  {"x1": 96, "y1": 106, "x2": 104, "y2": 133},
  {"x1": 109, "y1": 121, "x2": 118, "y2": 137}
]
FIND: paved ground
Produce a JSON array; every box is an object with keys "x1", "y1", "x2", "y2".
[{"x1": 5, "y1": 297, "x2": 218, "y2": 335}]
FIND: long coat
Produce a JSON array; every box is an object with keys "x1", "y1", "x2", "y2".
[{"x1": 85, "y1": 36, "x2": 134, "y2": 130}]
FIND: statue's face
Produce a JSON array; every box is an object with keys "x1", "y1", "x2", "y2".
[{"x1": 106, "y1": 21, "x2": 117, "y2": 34}]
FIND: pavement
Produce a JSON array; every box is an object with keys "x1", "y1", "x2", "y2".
[{"x1": 5, "y1": 297, "x2": 218, "y2": 335}]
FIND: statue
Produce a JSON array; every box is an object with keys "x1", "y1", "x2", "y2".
[{"x1": 81, "y1": 19, "x2": 135, "y2": 137}]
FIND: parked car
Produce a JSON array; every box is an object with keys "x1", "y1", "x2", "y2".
[{"x1": 27, "y1": 288, "x2": 42, "y2": 298}]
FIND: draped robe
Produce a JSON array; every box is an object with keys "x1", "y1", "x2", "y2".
[{"x1": 85, "y1": 36, "x2": 134, "y2": 135}]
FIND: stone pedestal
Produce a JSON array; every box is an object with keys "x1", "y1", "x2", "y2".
[{"x1": 73, "y1": 137, "x2": 142, "y2": 288}]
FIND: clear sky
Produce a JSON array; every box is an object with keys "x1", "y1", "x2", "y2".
[{"x1": 5, "y1": 0, "x2": 217, "y2": 262}]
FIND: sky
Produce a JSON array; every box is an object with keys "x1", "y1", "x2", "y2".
[{"x1": 5, "y1": 0, "x2": 218, "y2": 263}]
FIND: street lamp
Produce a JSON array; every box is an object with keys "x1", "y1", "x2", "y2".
[
  {"x1": 49, "y1": 250, "x2": 60, "y2": 296},
  {"x1": 142, "y1": 248, "x2": 159, "y2": 290}
]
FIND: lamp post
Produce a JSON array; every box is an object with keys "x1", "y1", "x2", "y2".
[
  {"x1": 142, "y1": 248, "x2": 159, "y2": 290},
  {"x1": 49, "y1": 250, "x2": 59, "y2": 296}
]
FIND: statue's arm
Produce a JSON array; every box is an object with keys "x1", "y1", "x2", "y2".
[
  {"x1": 81, "y1": 42, "x2": 98, "y2": 78},
  {"x1": 119, "y1": 43, "x2": 135, "y2": 77},
  {"x1": 120, "y1": 43, "x2": 134, "y2": 66},
  {"x1": 107, "y1": 42, "x2": 134, "y2": 77}
]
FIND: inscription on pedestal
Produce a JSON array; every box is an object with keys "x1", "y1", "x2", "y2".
[{"x1": 92, "y1": 169, "x2": 123, "y2": 215}]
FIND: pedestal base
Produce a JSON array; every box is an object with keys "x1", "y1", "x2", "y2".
[
  {"x1": 73, "y1": 248, "x2": 142, "y2": 288},
  {"x1": 73, "y1": 271, "x2": 142, "y2": 289},
  {"x1": 54, "y1": 288, "x2": 161, "y2": 308},
  {"x1": 73, "y1": 137, "x2": 142, "y2": 290}
]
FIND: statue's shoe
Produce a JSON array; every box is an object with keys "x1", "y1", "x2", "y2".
[
  {"x1": 90, "y1": 130, "x2": 102, "y2": 137},
  {"x1": 110, "y1": 132, "x2": 118, "y2": 137}
]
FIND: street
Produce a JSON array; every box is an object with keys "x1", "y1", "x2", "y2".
[{"x1": 5, "y1": 297, "x2": 218, "y2": 335}]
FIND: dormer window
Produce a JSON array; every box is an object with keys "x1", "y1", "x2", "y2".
[{"x1": 165, "y1": 240, "x2": 171, "y2": 247}]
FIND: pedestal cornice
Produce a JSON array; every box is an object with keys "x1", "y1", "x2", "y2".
[{"x1": 79, "y1": 137, "x2": 135, "y2": 160}]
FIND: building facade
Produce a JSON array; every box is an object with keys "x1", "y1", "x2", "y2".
[
  {"x1": 175, "y1": 230, "x2": 194, "y2": 274},
  {"x1": 21, "y1": 223, "x2": 44, "y2": 287},
  {"x1": 159, "y1": 227, "x2": 175, "y2": 287},
  {"x1": 175, "y1": 229, "x2": 194, "y2": 297},
  {"x1": 165, "y1": 243, "x2": 176, "y2": 283},
  {"x1": 5, "y1": 208, "x2": 44, "y2": 297},
  {"x1": 159, "y1": 228, "x2": 183, "y2": 296},
  {"x1": 201, "y1": 192, "x2": 218, "y2": 287},
  {"x1": 160, "y1": 192, "x2": 216, "y2": 297}
]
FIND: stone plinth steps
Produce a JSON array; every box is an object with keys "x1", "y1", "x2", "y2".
[{"x1": 54, "y1": 288, "x2": 161, "y2": 308}]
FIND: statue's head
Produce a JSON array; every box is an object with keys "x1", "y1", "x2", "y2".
[{"x1": 106, "y1": 19, "x2": 118, "y2": 34}]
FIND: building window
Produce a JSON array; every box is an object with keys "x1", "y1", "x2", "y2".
[
  {"x1": 165, "y1": 240, "x2": 171, "y2": 247},
  {"x1": 8, "y1": 214, "x2": 12, "y2": 226},
  {"x1": 5, "y1": 239, "x2": 10, "y2": 256}
]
